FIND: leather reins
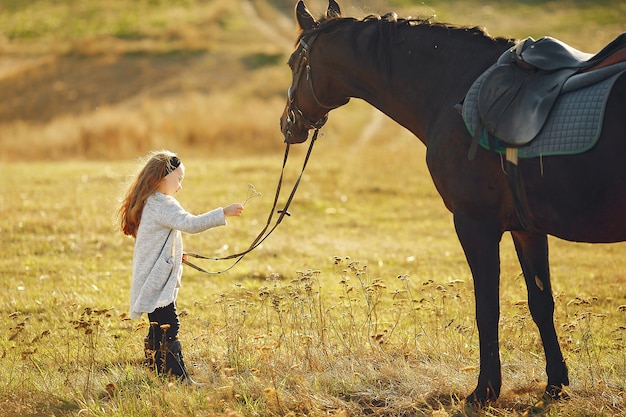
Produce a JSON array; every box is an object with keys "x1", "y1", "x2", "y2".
[
  {"x1": 183, "y1": 32, "x2": 331, "y2": 275},
  {"x1": 182, "y1": 132, "x2": 319, "y2": 274}
]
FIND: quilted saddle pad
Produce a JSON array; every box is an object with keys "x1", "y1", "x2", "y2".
[{"x1": 461, "y1": 63, "x2": 626, "y2": 158}]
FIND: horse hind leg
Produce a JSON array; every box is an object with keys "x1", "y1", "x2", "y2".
[{"x1": 511, "y1": 231, "x2": 569, "y2": 399}]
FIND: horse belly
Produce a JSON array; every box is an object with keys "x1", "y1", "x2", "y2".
[
  {"x1": 528, "y1": 188, "x2": 626, "y2": 243},
  {"x1": 554, "y1": 199, "x2": 626, "y2": 243}
]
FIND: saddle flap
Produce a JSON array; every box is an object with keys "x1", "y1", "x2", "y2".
[{"x1": 477, "y1": 64, "x2": 576, "y2": 146}]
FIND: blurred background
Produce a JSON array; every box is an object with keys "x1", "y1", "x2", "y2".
[{"x1": 0, "y1": 0, "x2": 624, "y2": 161}]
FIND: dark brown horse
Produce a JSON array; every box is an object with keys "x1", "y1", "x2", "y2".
[{"x1": 280, "y1": 0, "x2": 626, "y2": 405}]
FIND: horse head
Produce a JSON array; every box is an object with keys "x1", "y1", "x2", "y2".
[{"x1": 280, "y1": 0, "x2": 349, "y2": 144}]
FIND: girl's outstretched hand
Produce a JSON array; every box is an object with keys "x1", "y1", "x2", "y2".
[{"x1": 224, "y1": 203, "x2": 244, "y2": 217}]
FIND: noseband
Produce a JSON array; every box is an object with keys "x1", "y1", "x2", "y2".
[{"x1": 284, "y1": 33, "x2": 336, "y2": 139}]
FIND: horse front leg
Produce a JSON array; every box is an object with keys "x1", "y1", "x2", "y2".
[
  {"x1": 511, "y1": 231, "x2": 569, "y2": 399},
  {"x1": 454, "y1": 212, "x2": 503, "y2": 404}
]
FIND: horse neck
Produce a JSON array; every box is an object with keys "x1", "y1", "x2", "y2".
[{"x1": 320, "y1": 21, "x2": 511, "y2": 146}]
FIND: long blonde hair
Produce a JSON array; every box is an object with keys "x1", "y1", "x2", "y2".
[{"x1": 118, "y1": 150, "x2": 180, "y2": 237}]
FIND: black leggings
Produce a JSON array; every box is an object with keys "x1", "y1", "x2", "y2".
[{"x1": 147, "y1": 302, "x2": 180, "y2": 342}]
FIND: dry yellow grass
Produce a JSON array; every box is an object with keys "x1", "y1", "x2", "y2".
[{"x1": 2, "y1": 126, "x2": 626, "y2": 416}]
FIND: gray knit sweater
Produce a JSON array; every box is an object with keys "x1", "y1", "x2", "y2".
[{"x1": 130, "y1": 192, "x2": 226, "y2": 319}]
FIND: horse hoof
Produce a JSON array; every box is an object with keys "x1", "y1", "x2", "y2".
[
  {"x1": 465, "y1": 387, "x2": 499, "y2": 406},
  {"x1": 544, "y1": 384, "x2": 570, "y2": 401}
]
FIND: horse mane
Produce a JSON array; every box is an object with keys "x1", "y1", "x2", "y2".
[
  {"x1": 302, "y1": 10, "x2": 509, "y2": 43},
  {"x1": 299, "y1": 12, "x2": 513, "y2": 77}
]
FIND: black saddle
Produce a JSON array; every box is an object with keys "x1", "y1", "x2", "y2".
[{"x1": 475, "y1": 33, "x2": 626, "y2": 149}]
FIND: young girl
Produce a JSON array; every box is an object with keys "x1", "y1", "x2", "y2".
[{"x1": 118, "y1": 150, "x2": 243, "y2": 384}]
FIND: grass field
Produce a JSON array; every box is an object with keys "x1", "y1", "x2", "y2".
[
  {"x1": 2, "y1": 134, "x2": 626, "y2": 416},
  {"x1": 1, "y1": 0, "x2": 626, "y2": 415}
]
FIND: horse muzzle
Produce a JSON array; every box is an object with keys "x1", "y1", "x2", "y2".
[{"x1": 280, "y1": 109, "x2": 316, "y2": 144}]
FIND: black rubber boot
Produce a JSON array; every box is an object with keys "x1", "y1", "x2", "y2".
[
  {"x1": 145, "y1": 323, "x2": 201, "y2": 385},
  {"x1": 163, "y1": 339, "x2": 201, "y2": 386}
]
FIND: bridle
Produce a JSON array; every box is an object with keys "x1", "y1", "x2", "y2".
[
  {"x1": 283, "y1": 32, "x2": 341, "y2": 142},
  {"x1": 183, "y1": 31, "x2": 333, "y2": 274}
]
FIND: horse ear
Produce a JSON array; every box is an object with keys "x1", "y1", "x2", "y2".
[
  {"x1": 295, "y1": 1, "x2": 316, "y2": 31},
  {"x1": 327, "y1": 0, "x2": 341, "y2": 18}
]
